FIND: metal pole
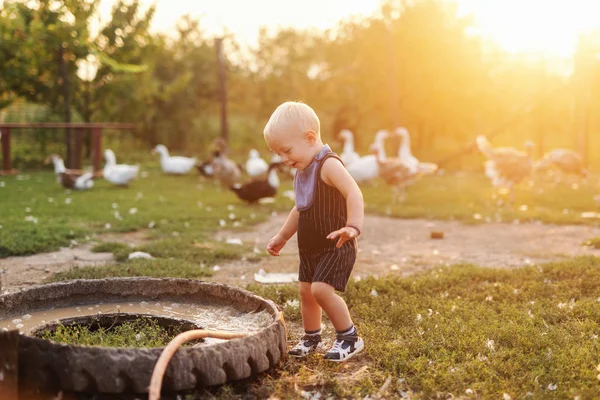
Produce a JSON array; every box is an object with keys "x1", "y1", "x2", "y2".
[
  {"x1": 215, "y1": 38, "x2": 229, "y2": 142},
  {"x1": 1, "y1": 127, "x2": 11, "y2": 173}
]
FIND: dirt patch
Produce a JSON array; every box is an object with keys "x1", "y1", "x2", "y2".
[
  {"x1": 205, "y1": 213, "x2": 600, "y2": 287},
  {"x1": 0, "y1": 231, "x2": 151, "y2": 293},
  {"x1": 0, "y1": 243, "x2": 113, "y2": 292},
  {"x1": 2, "y1": 216, "x2": 600, "y2": 293}
]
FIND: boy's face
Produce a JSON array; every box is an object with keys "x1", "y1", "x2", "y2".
[{"x1": 266, "y1": 129, "x2": 319, "y2": 171}]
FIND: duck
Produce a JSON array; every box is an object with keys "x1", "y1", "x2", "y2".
[
  {"x1": 346, "y1": 130, "x2": 389, "y2": 184},
  {"x1": 230, "y1": 162, "x2": 282, "y2": 203},
  {"x1": 103, "y1": 149, "x2": 139, "y2": 187},
  {"x1": 339, "y1": 129, "x2": 361, "y2": 167},
  {"x1": 393, "y1": 127, "x2": 439, "y2": 175},
  {"x1": 45, "y1": 154, "x2": 84, "y2": 179},
  {"x1": 196, "y1": 158, "x2": 215, "y2": 177},
  {"x1": 151, "y1": 144, "x2": 197, "y2": 175},
  {"x1": 476, "y1": 135, "x2": 534, "y2": 203},
  {"x1": 45, "y1": 154, "x2": 94, "y2": 190},
  {"x1": 245, "y1": 149, "x2": 269, "y2": 180},
  {"x1": 534, "y1": 148, "x2": 588, "y2": 178}
]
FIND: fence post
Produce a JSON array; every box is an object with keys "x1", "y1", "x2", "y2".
[
  {"x1": 1, "y1": 127, "x2": 11, "y2": 175},
  {"x1": 92, "y1": 127, "x2": 102, "y2": 175},
  {"x1": 73, "y1": 128, "x2": 83, "y2": 170}
]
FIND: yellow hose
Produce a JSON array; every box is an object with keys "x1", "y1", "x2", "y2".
[{"x1": 148, "y1": 330, "x2": 249, "y2": 400}]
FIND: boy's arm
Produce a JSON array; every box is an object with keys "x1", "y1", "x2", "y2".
[
  {"x1": 277, "y1": 206, "x2": 299, "y2": 240},
  {"x1": 321, "y1": 158, "x2": 364, "y2": 232}
]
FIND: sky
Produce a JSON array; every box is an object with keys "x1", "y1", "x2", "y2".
[
  {"x1": 91, "y1": 0, "x2": 600, "y2": 58},
  {"x1": 96, "y1": 0, "x2": 381, "y2": 46},
  {"x1": 1, "y1": 0, "x2": 598, "y2": 58}
]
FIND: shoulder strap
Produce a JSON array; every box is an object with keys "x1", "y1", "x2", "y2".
[{"x1": 317, "y1": 152, "x2": 344, "y2": 183}]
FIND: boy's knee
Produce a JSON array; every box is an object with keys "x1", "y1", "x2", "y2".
[
  {"x1": 311, "y1": 282, "x2": 333, "y2": 301},
  {"x1": 299, "y1": 282, "x2": 313, "y2": 300}
]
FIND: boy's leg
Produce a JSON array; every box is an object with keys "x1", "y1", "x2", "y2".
[
  {"x1": 311, "y1": 282, "x2": 364, "y2": 362},
  {"x1": 300, "y1": 282, "x2": 322, "y2": 331},
  {"x1": 288, "y1": 282, "x2": 323, "y2": 358},
  {"x1": 310, "y1": 282, "x2": 351, "y2": 329}
]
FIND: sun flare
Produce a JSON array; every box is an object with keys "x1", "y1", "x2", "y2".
[{"x1": 458, "y1": 0, "x2": 600, "y2": 58}]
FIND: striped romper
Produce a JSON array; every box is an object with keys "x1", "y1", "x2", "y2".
[{"x1": 295, "y1": 145, "x2": 358, "y2": 292}]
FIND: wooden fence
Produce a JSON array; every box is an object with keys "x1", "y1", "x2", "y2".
[{"x1": 0, "y1": 123, "x2": 134, "y2": 175}]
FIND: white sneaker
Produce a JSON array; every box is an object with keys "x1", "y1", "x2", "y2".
[
  {"x1": 323, "y1": 334, "x2": 364, "y2": 362},
  {"x1": 288, "y1": 334, "x2": 322, "y2": 358}
]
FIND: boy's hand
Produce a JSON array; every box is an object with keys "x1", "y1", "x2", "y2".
[
  {"x1": 327, "y1": 227, "x2": 358, "y2": 248},
  {"x1": 267, "y1": 234, "x2": 287, "y2": 256}
]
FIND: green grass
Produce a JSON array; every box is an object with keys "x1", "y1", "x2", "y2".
[
  {"x1": 584, "y1": 238, "x2": 600, "y2": 249},
  {"x1": 49, "y1": 258, "x2": 214, "y2": 281},
  {"x1": 1, "y1": 170, "x2": 598, "y2": 259},
  {"x1": 362, "y1": 172, "x2": 600, "y2": 225},
  {"x1": 3, "y1": 169, "x2": 600, "y2": 398},
  {"x1": 239, "y1": 256, "x2": 600, "y2": 399},
  {"x1": 40, "y1": 316, "x2": 189, "y2": 348},
  {"x1": 0, "y1": 168, "x2": 295, "y2": 257}
]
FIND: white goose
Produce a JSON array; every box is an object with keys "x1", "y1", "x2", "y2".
[
  {"x1": 103, "y1": 149, "x2": 139, "y2": 187},
  {"x1": 152, "y1": 144, "x2": 197, "y2": 175},
  {"x1": 393, "y1": 127, "x2": 438, "y2": 175},
  {"x1": 245, "y1": 149, "x2": 269, "y2": 180},
  {"x1": 339, "y1": 129, "x2": 361, "y2": 167},
  {"x1": 346, "y1": 130, "x2": 389, "y2": 184}
]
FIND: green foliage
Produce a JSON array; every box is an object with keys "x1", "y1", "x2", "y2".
[
  {"x1": 2, "y1": 0, "x2": 600, "y2": 169},
  {"x1": 41, "y1": 316, "x2": 183, "y2": 348}
]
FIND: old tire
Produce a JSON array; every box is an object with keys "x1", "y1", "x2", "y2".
[{"x1": 0, "y1": 278, "x2": 286, "y2": 393}]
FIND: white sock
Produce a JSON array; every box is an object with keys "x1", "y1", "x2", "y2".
[{"x1": 337, "y1": 325, "x2": 357, "y2": 336}]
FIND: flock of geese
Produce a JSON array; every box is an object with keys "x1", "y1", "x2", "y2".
[
  {"x1": 339, "y1": 127, "x2": 439, "y2": 202},
  {"x1": 475, "y1": 135, "x2": 590, "y2": 203},
  {"x1": 43, "y1": 128, "x2": 595, "y2": 206}
]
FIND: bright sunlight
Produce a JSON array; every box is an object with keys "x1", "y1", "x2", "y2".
[
  {"x1": 459, "y1": 0, "x2": 600, "y2": 57},
  {"x1": 110, "y1": 0, "x2": 600, "y2": 59}
]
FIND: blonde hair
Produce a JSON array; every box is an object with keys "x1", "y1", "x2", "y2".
[{"x1": 263, "y1": 101, "x2": 320, "y2": 140}]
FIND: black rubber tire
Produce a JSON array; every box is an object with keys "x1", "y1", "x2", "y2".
[{"x1": 0, "y1": 278, "x2": 286, "y2": 393}]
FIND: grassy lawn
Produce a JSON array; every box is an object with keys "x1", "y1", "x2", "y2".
[
  {"x1": 239, "y1": 256, "x2": 600, "y2": 399},
  {"x1": 362, "y1": 172, "x2": 600, "y2": 225},
  {"x1": 1, "y1": 170, "x2": 598, "y2": 259},
  {"x1": 0, "y1": 167, "x2": 294, "y2": 259},
  {"x1": 1, "y1": 168, "x2": 600, "y2": 398}
]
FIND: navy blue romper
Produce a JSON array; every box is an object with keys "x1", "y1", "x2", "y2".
[{"x1": 295, "y1": 145, "x2": 358, "y2": 292}]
